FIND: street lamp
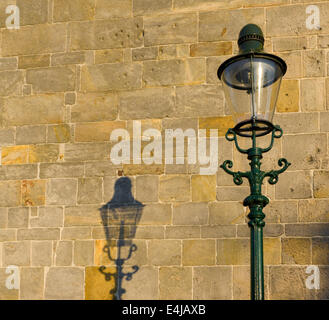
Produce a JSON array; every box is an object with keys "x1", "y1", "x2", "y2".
[{"x1": 217, "y1": 24, "x2": 291, "y2": 300}]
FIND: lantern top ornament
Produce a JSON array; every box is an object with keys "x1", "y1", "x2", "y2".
[{"x1": 238, "y1": 23, "x2": 264, "y2": 54}]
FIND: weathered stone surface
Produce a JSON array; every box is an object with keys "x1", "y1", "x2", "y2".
[
  {"x1": 85, "y1": 266, "x2": 115, "y2": 300},
  {"x1": 18, "y1": 54, "x2": 50, "y2": 69},
  {"x1": 312, "y1": 237, "x2": 329, "y2": 265},
  {"x1": 275, "y1": 113, "x2": 318, "y2": 134},
  {"x1": 299, "y1": 199, "x2": 329, "y2": 222},
  {"x1": 2, "y1": 94, "x2": 64, "y2": 126},
  {"x1": 61, "y1": 227, "x2": 92, "y2": 240},
  {"x1": 175, "y1": 85, "x2": 225, "y2": 117},
  {"x1": 48, "y1": 124, "x2": 71, "y2": 143},
  {"x1": 143, "y1": 59, "x2": 205, "y2": 86},
  {"x1": 0, "y1": 181, "x2": 21, "y2": 207},
  {"x1": 2, "y1": 24, "x2": 66, "y2": 56},
  {"x1": 75, "y1": 121, "x2": 126, "y2": 142},
  {"x1": 26, "y1": 66, "x2": 76, "y2": 93},
  {"x1": 53, "y1": 0, "x2": 95, "y2": 22},
  {"x1": 276, "y1": 171, "x2": 312, "y2": 199},
  {"x1": 136, "y1": 175, "x2": 158, "y2": 202},
  {"x1": 282, "y1": 238, "x2": 311, "y2": 264},
  {"x1": 124, "y1": 266, "x2": 159, "y2": 299},
  {"x1": 193, "y1": 266, "x2": 232, "y2": 300},
  {"x1": 191, "y1": 175, "x2": 216, "y2": 202},
  {"x1": 199, "y1": 8, "x2": 264, "y2": 41},
  {"x1": 77, "y1": 178, "x2": 102, "y2": 204},
  {"x1": 285, "y1": 223, "x2": 329, "y2": 237},
  {"x1": 199, "y1": 116, "x2": 235, "y2": 137},
  {"x1": 301, "y1": 78, "x2": 325, "y2": 111},
  {"x1": 72, "y1": 93, "x2": 117, "y2": 122},
  {"x1": 134, "y1": 0, "x2": 172, "y2": 15},
  {"x1": 22, "y1": 179, "x2": 46, "y2": 206},
  {"x1": 276, "y1": 51, "x2": 302, "y2": 79},
  {"x1": 0, "y1": 128, "x2": 14, "y2": 145},
  {"x1": 51, "y1": 52, "x2": 85, "y2": 66},
  {"x1": 267, "y1": 3, "x2": 329, "y2": 36},
  {"x1": 16, "y1": 0, "x2": 49, "y2": 26},
  {"x1": 283, "y1": 134, "x2": 326, "y2": 170},
  {"x1": 55, "y1": 241, "x2": 73, "y2": 266},
  {"x1": 139, "y1": 204, "x2": 172, "y2": 225},
  {"x1": 183, "y1": 240, "x2": 215, "y2": 266},
  {"x1": 148, "y1": 240, "x2": 181, "y2": 266},
  {"x1": 144, "y1": 13, "x2": 197, "y2": 46},
  {"x1": 119, "y1": 87, "x2": 174, "y2": 119},
  {"x1": 159, "y1": 267, "x2": 192, "y2": 300},
  {"x1": 64, "y1": 143, "x2": 111, "y2": 162},
  {"x1": 45, "y1": 267, "x2": 84, "y2": 300},
  {"x1": 1, "y1": 146, "x2": 29, "y2": 165},
  {"x1": 0, "y1": 57, "x2": 17, "y2": 71},
  {"x1": 0, "y1": 164, "x2": 37, "y2": 180},
  {"x1": 165, "y1": 226, "x2": 200, "y2": 239},
  {"x1": 69, "y1": 18, "x2": 143, "y2": 51},
  {"x1": 0, "y1": 70, "x2": 23, "y2": 96},
  {"x1": 276, "y1": 80, "x2": 299, "y2": 113},
  {"x1": 201, "y1": 225, "x2": 236, "y2": 238},
  {"x1": 217, "y1": 239, "x2": 249, "y2": 265},
  {"x1": 46, "y1": 179, "x2": 77, "y2": 205},
  {"x1": 191, "y1": 42, "x2": 232, "y2": 57},
  {"x1": 81, "y1": 63, "x2": 142, "y2": 92},
  {"x1": 273, "y1": 36, "x2": 307, "y2": 52},
  {"x1": 40, "y1": 163, "x2": 83, "y2": 179},
  {"x1": 96, "y1": 0, "x2": 132, "y2": 19},
  {"x1": 132, "y1": 47, "x2": 158, "y2": 61},
  {"x1": 65, "y1": 205, "x2": 101, "y2": 226},
  {"x1": 173, "y1": 202, "x2": 208, "y2": 225},
  {"x1": 74, "y1": 240, "x2": 94, "y2": 266},
  {"x1": 94, "y1": 49, "x2": 123, "y2": 64},
  {"x1": 3, "y1": 241, "x2": 30, "y2": 266},
  {"x1": 29, "y1": 144, "x2": 60, "y2": 163},
  {"x1": 18, "y1": 228, "x2": 60, "y2": 240},
  {"x1": 209, "y1": 202, "x2": 245, "y2": 225},
  {"x1": 159, "y1": 175, "x2": 190, "y2": 202},
  {"x1": 314, "y1": 171, "x2": 329, "y2": 198},
  {"x1": 32, "y1": 241, "x2": 52, "y2": 266},
  {"x1": 16, "y1": 125, "x2": 47, "y2": 145},
  {"x1": 20, "y1": 267, "x2": 44, "y2": 300},
  {"x1": 30, "y1": 207, "x2": 63, "y2": 228},
  {"x1": 303, "y1": 50, "x2": 325, "y2": 77},
  {"x1": 134, "y1": 226, "x2": 165, "y2": 239}
]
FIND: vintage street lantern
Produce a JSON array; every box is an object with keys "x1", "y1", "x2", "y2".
[{"x1": 217, "y1": 24, "x2": 291, "y2": 300}]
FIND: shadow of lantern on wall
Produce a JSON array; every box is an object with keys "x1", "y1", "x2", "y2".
[{"x1": 99, "y1": 177, "x2": 144, "y2": 300}]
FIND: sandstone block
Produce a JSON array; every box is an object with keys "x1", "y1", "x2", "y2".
[
  {"x1": 193, "y1": 266, "x2": 232, "y2": 300},
  {"x1": 144, "y1": 59, "x2": 205, "y2": 86},
  {"x1": 165, "y1": 226, "x2": 200, "y2": 239},
  {"x1": 0, "y1": 70, "x2": 23, "y2": 96},
  {"x1": 69, "y1": 18, "x2": 143, "y2": 51},
  {"x1": 119, "y1": 87, "x2": 174, "y2": 119},
  {"x1": 276, "y1": 80, "x2": 299, "y2": 113},
  {"x1": 0, "y1": 181, "x2": 21, "y2": 207},
  {"x1": 144, "y1": 13, "x2": 197, "y2": 46},
  {"x1": 312, "y1": 237, "x2": 329, "y2": 265},
  {"x1": 314, "y1": 171, "x2": 329, "y2": 198},
  {"x1": 183, "y1": 239, "x2": 215, "y2": 266},
  {"x1": 191, "y1": 175, "x2": 216, "y2": 202},
  {"x1": 64, "y1": 143, "x2": 110, "y2": 162},
  {"x1": 53, "y1": 0, "x2": 95, "y2": 22},
  {"x1": 0, "y1": 164, "x2": 37, "y2": 180},
  {"x1": 0, "y1": 57, "x2": 17, "y2": 71},
  {"x1": 32, "y1": 241, "x2": 52, "y2": 266},
  {"x1": 20, "y1": 267, "x2": 44, "y2": 300},
  {"x1": 26, "y1": 66, "x2": 76, "y2": 93},
  {"x1": 199, "y1": 116, "x2": 235, "y2": 137},
  {"x1": 191, "y1": 42, "x2": 232, "y2": 57},
  {"x1": 136, "y1": 175, "x2": 159, "y2": 202},
  {"x1": 77, "y1": 178, "x2": 102, "y2": 204},
  {"x1": 299, "y1": 199, "x2": 329, "y2": 222},
  {"x1": 16, "y1": 125, "x2": 47, "y2": 145},
  {"x1": 133, "y1": 0, "x2": 172, "y2": 15},
  {"x1": 159, "y1": 267, "x2": 192, "y2": 300},
  {"x1": 45, "y1": 267, "x2": 84, "y2": 300},
  {"x1": 48, "y1": 124, "x2": 71, "y2": 143},
  {"x1": 148, "y1": 240, "x2": 181, "y2": 266},
  {"x1": 1, "y1": 146, "x2": 29, "y2": 165},
  {"x1": 46, "y1": 178, "x2": 77, "y2": 205},
  {"x1": 81, "y1": 63, "x2": 142, "y2": 92},
  {"x1": 139, "y1": 204, "x2": 172, "y2": 225},
  {"x1": 209, "y1": 202, "x2": 245, "y2": 225},
  {"x1": 276, "y1": 171, "x2": 312, "y2": 199},
  {"x1": 18, "y1": 54, "x2": 50, "y2": 69},
  {"x1": 55, "y1": 241, "x2": 73, "y2": 266},
  {"x1": 0, "y1": 128, "x2": 15, "y2": 146},
  {"x1": 2, "y1": 24, "x2": 66, "y2": 56},
  {"x1": 173, "y1": 202, "x2": 208, "y2": 225},
  {"x1": 282, "y1": 238, "x2": 311, "y2": 265},
  {"x1": 30, "y1": 207, "x2": 63, "y2": 228},
  {"x1": 132, "y1": 47, "x2": 158, "y2": 61},
  {"x1": 275, "y1": 113, "x2": 318, "y2": 134},
  {"x1": 51, "y1": 52, "x2": 85, "y2": 66},
  {"x1": 285, "y1": 223, "x2": 329, "y2": 237},
  {"x1": 29, "y1": 144, "x2": 60, "y2": 163},
  {"x1": 301, "y1": 78, "x2": 325, "y2": 111},
  {"x1": 94, "y1": 49, "x2": 123, "y2": 64},
  {"x1": 18, "y1": 228, "x2": 60, "y2": 240},
  {"x1": 96, "y1": 0, "x2": 132, "y2": 19},
  {"x1": 201, "y1": 225, "x2": 236, "y2": 238},
  {"x1": 72, "y1": 93, "x2": 118, "y2": 123},
  {"x1": 22, "y1": 179, "x2": 46, "y2": 206},
  {"x1": 74, "y1": 240, "x2": 94, "y2": 266},
  {"x1": 3, "y1": 241, "x2": 30, "y2": 266},
  {"x1": 65, "y1": 205, "x2": 102, "y2": 227},
  {"x1": 2, "y1": 94, "x2": 64, "y2": 126},
  {"x1": 303, "y1": 50, "x2": 325, "y2": 77},
  {"x1": 159, "y1": 175, "x2": 190, "y2": 202}
]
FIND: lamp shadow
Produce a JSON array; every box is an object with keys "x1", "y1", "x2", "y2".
[{"x1": 98, "y1": 177, "x2": 144, "y2": 300}]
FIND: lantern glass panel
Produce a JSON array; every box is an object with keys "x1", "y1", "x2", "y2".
[{"x1": 221, "y1": 56, "x2": 284, "y2": 124}]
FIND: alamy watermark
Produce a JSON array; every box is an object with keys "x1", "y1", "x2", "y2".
[
  {"x1": 110, "y1": 121, "x2": 218, "y2": 175},
  {"x1": 5, "y1": 5, "x2": 20, "y2": 29}
]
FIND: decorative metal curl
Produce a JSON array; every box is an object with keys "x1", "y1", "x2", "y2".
[
  {"x1": 263, "y1": 158, "x2": 291, "y2": 185},
  {"x1": 220, "y1": 160, "x2": 248, "y2": 185}
]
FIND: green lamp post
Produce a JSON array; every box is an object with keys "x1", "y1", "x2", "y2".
[{"x1": 217, "y1": 24, "x2": 290, "y2": 300}]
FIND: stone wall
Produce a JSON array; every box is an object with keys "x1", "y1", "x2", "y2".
[{"x1": 0, "y1": 0, "x2": 328, "y2": 300}]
